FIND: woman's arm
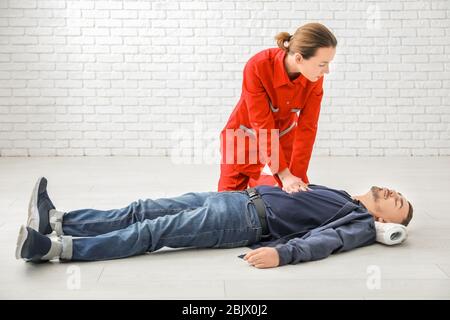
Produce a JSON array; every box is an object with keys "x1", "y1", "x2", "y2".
[
  {"x1": 289, "y1": 77, "x2": 324, "y2": 183},
  {"x1": 242, "y1": 60, "x2": 289, "y2": 175}
]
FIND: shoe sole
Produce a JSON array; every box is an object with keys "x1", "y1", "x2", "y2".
[
  {"x1": 27, "y1": 177, "x2": 45, "y2": 233},
  {"x1": 15, "y1": 225, "x2": 30, "y2": 261}
]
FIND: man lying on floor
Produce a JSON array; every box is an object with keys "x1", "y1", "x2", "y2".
[{"x1": 16, "y1": 177, "x2": 413, "y2": 269}]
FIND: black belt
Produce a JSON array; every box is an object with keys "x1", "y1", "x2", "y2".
[{"x1": 245, "y1": 187, "x2": 269, "y2": 237}]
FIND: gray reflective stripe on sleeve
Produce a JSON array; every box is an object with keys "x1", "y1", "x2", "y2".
[
  {"x1": 279, "y1": 121, "x2": 297, "y2": 137},
  {"x1": 269, "y1": 100, "x2": 279, "y2": 112},
  {"x1": 60, "y1": 235, "x2": 73, "y2": 260},
  {"x1": 239, "y1": 124, "x2": 256, "y2": 137},
  {"x1": 291, "y1": 108, "x2": 301, "y2": 113}
]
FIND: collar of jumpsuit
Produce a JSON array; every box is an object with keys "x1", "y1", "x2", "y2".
[{"x1": 273, "y1": 48, "x2": 308, "y2": 89}]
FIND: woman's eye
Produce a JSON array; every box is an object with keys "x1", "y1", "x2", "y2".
[{"x1": 319, "y1": 65, "x2": 325, "y2": 67}]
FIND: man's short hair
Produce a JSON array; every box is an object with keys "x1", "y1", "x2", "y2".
[{"x1": 401, "y1": 201, "x2": 413, "y2": 226}]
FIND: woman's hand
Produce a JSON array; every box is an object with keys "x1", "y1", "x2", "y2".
[
  {"x1": 244, "y1": 247, "x2": 280, "y2": 269},
  {"x1": 277, "y1": 168, "x2": 310, "y2": 193}
]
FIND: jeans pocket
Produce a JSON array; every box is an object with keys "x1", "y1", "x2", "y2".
[{"x1": 244, "y1": 200, "x2": 259, "y2": 228}]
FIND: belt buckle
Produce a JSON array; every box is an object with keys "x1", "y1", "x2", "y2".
[
  {"x1": 250, "y1": 194, "x2": 259, "y2": 201},
  {"x1": 247, "y1": 190, "x2": 259, "y2": 201}
]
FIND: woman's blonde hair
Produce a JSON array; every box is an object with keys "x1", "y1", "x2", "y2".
[{"x1": 275, "y1": 23, "x2": 337, "y2": 59}]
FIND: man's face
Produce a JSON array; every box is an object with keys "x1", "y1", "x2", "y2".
[{"x1": 370, "y1": 186, "x2": 409, "y2": 224}]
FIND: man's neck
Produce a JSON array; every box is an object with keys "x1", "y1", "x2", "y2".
[{"x1": 352, "y1": 194, "x2": 374, "y2": 216}]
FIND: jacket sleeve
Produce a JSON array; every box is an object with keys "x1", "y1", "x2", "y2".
[
  {"x1": 289, "y1": 77, "x2": 324, "y2": 183},
  {"x1": 242, "y1": 61, "x2": 288, "y2": 174},
  {"x1": 274, "y1": 216, "x2": 376, "y2": 266}
]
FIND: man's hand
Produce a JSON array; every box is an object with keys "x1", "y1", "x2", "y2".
[{"x1": 243, "y1": 247, "x2": 280, "y2": 269}]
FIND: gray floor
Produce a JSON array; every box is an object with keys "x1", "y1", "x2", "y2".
[{"x1": 0, "y1": 156, "x2": 449, "y2": 299}]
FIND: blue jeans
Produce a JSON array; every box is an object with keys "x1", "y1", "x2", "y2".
[{"x1": 59, "y1": 190, "x2": 263, "y2": 261}]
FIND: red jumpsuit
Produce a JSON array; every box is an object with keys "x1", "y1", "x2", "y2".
[{"x1": 218, "y1": 47, "x2": 324, "y2": 191}]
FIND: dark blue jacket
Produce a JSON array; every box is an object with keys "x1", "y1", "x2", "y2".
[{"x1": 248, "y1": 184, "x2": 376, "y2": 266}]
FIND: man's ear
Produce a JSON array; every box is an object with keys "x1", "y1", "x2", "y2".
[{"x1": 377, "y1": 217, "x2": 386, "y2": 223}]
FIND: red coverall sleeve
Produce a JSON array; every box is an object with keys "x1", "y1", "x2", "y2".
[
  {"x1": 289, "y1": 77, "x2": 324, "y2": 183},
  {"x1": 242, "y1": 61, "x2": 288, "y2": 174}
]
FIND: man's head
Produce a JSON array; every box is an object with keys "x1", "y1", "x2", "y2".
[{"x1": 358, "y1": 186, "x2": 413, "y2": 226}]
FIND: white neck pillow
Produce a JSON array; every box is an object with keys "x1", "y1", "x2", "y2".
[{"x1": 374, "y1": 221, "x2": 408, "y2": 245}]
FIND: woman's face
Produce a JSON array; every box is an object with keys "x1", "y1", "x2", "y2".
[{"x1": 295, "y1": 47, "x2": 336, "y2": 82}]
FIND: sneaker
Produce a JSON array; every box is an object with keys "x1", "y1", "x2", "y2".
[
  {"x1": 15, "y1": 225, "x2": 52, "y2": 262},
  {"x1": 27, "y1": 177, "x2": 55, "y2": 235}
]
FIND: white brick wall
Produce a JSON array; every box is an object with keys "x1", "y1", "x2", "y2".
[{"x1": 0, "y1": 0, "x2": 449, "y2": 158}]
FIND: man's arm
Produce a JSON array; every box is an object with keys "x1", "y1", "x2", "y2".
[
  {"x1": 275, "y1": 217, "x2": 376, "y2": 266},
  {"x1": 243, "y1": 216, "x2": 375, "y2": 269}
]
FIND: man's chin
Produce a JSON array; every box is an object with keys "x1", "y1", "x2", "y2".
[{"x1": 371, "y1": 186, "x2": 381, "y2": 200}]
